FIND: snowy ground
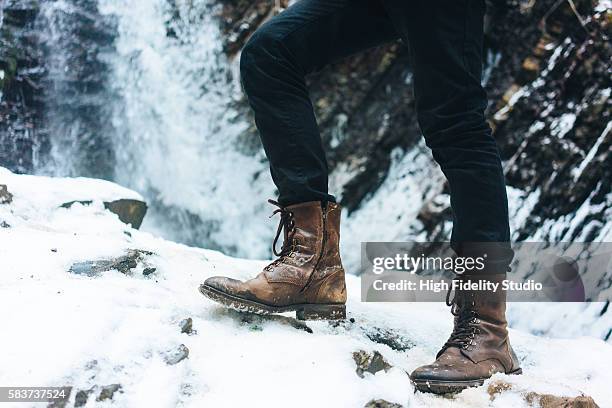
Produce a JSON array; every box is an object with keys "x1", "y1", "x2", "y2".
[{"x1": 0, "y1": 168, "x2": 610, "y2": 408}]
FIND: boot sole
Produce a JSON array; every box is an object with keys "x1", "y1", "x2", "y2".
[
  {"x1": 411, "y1": 368, "x2": 522, "y2": 394},
  {"x1": 199, "y1": 284, "x2": 346, "y2": 321}
]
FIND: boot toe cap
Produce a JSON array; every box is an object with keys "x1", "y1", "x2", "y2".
[
  {"x1": 203, "y1": 276, "x2": 243, "y2": 295},
  {"x1": 410, "y1": 362, "x2": 479, "y2": 383}
]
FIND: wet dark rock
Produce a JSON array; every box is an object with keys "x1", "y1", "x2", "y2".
[
  {"x1": 74, "y1": 389, "x2": 93, "y2": 407},
  {"x1": 164, "y1": 344, "x2": 190, "y2": 365},
  {"x1": 142, "y1": 267, "x2": 156, "y2": 276},
  {"x1": 104, "y1": 199, "x2": 148, "y2": 229},
  {"x1": 0, "y1": 185, "x2": 13, "y2": 204},
  {"x1": 0, "y1": 220, "x2": 10, "y2": 228},
  {"x1": 364, "y1": 399, "x2": 403, "y2": 408},
  {"x1": 179, "y1": 317, "x2": 194, "y2": 334},
  {"x1": 353, "y1": 350, "x2": 392, "y2": 378},
  {"x1": 60, "y1": 199, "x2": 148, "y2": 229},
  {"x1": 364, "y1": 327, "x2": 415, "y2": 352},
  {"x1": 69, "y1": 249, "x2": 155, "y2": 276},
  {"x1": 96, "y1": 384, "x2": 122, "y2": 402}
]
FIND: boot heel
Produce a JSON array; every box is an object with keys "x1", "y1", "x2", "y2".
[{"x1": 296, "y1": 304, "x2": 346, "y2": 321}]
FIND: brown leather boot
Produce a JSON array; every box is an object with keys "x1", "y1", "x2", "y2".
[
  {"x1": 199, "y1": 200, "x2": 347, "y2": 320},
  {"x1": 410, "y1": 274, "x2": 521, "y2": 394}
]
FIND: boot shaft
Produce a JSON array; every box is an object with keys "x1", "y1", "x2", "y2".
[{"x1": 265, "y1": 201, "x2": 345, "y2": 290}]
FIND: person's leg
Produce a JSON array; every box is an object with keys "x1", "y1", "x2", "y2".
[
  {"x1": 379, "y1": 0, "x2": 520, "y2": 393},
  {"x1": 201, "y1": 0, "x2": 399, "y2": 320},
  {"x1": 240, "y1": 0, "x2": 397, "y2": 206},
  {"x1": 382, "y1": 0, "x2": 512, "y2": 269}
]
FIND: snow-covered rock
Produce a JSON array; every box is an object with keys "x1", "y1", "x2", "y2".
[
  {"x1": 0, "y1": 169, "x2": 610, "y2": 408},
  {"x1": 0, "y1": 167, "x2": 147, "y2": 228}
]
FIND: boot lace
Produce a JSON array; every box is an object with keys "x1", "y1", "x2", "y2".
[
  {"x1": 443, "y1": 278, "x2": 481, "y2": 350},
  {"x1": 265, "y1": 199, "x2": 297, "y2": 271}
]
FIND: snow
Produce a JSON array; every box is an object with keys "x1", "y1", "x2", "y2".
[
  {"x1": 0, "y1": 167, "x2": 142, "y2": 207},
  {"x1": 572, "y1": 120, "x2": 611, "y2": 181},
  {"x1": 1, "y1": 169, "x2": 611, "y2": 408}
]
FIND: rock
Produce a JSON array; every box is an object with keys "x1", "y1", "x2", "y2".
[
  {"x1": 352, "y1": 350, "x2": 392, "y2": 378},
  {"x1": 104, "y1": 199, "x2": 148, "y2": 229},
  {"x1": 74, "y1": 389, "x2": 93, "y2": 407},
  {"x1": 69, "y1": 249, "x2": 154, "y2": 276},
  {"x1": 525, "y1": 392, "x2": 600, "y2": 408},
  {"x1": 96, "y1": 384, "x2": 122, "y2": 402},
  {"x1": 179, "y1": 317, "x2": 194, "y2": 334},
  {"x1": 60, "y1": 199, "x2": 148, "y2": 229},
  {"x1": 0, "y1": 185, "x2": 13, "y2": 204},
  {"x1": 143, "y1": 267, "x2": 156, "y2": 276},
  {"x1": 0, "y1": 221, "x2": 10, "y2": 228},
  {"x1": 488, "y1": 381, "x2": 601, "y2": 407},
  {"x1": 363, "y1": 327, "x2": 414, "y2": 352},
  {"x1": 364, "y1": 399, "x2": 403, "y2": 408},
  {"x1": 164, "y1": 344, "x2": 189, "y2": 365}
]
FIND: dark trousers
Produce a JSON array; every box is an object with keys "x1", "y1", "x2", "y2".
[{"x1": 240, "y1": 0, "x2": 512, "y2": 267}]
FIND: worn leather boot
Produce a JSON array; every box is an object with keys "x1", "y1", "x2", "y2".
[
  {"x1": 410, "y1": 274, "x2": 521, "y2": 394},
  {"x1": 199, "y1": 200, "x2": 346, "y2": 320}
]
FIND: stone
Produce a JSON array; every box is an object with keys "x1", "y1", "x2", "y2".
[
  {"x1": 364, "y1": 399, "x2": 403, "y2": 408},
  {"x1": 0, "y1": 185, "x2": 13, "y2": 204},
  {"x1": 352, "y1": 350, "x2": 392, "y2": 378},
  {"x1": 488, "y1": 381, "x2": 600, "y2": 407},
  {"x1": 74, "y1": 389, "x2": 93, "y2": 407},
  {"x1": 164, "y1": 344, "x2": 189, "y2": 365},
  {"x1": 103, "y1": 199, "x2": 148, "y2": 229},
  {"x1": 96, "y1": 384, "x2": 122, "y2": 401},
  {"x1": 179, "y1": 317, "x2": 194, "y2": 334},
  {"x1": 143, "y1": 267, "x2": 157, "y2": 276},
  {"x1": 69, "y1": 249, "x2": 154, "y2": 276},
  {"x1": 60, "y1": 199, "x2": 147, "y2": 229},
  {"x1": 525, "y1": 392, "x2": 600, "y2": 408},
  {"x1": 363, "y1": 327, "x2": 414, "y2": 352}
]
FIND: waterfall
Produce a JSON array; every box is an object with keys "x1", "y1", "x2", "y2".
[
  {"x1": 35, "y1": 0, "x2": 118, "y2": 179},
  {"x1": 34, "y1": 0, "x2": 276, "y2": 258},
  {"x1": 98, "y1": 0, "x2": 278, "y2": 257}
]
